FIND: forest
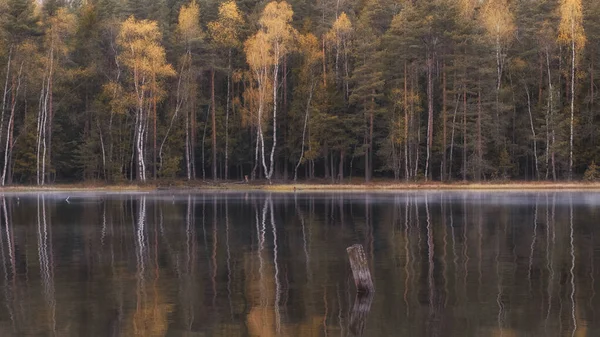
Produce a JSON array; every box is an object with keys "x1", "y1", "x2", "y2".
[{"x1": 0, "y1": 0, "x2": 598, "y2": 184}]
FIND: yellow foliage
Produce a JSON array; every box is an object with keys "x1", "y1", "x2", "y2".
[
  {"x1": 259, "y1": 1, "x2": 296, "y2": 57},
  {"x1": 117, "y1": 16, "x2": 175, "y2": 82},
  {"x1": 326, "y1": 12, "x2": 352, "y2": 45},
  {"x1": 102, "y1": 81, "x2": 131, "y2": 115},
  {"x1": 245, "y1": 31, "x2": 272, "y2": 71},
  {"x1": 558, "y1": 0, "x2": 586, "y2": 51},
  {"x1": 177, "y1": 0, "x2": 203, "y2": 45},
  {"x1": 481, "y1": 0, "x2": 515, "y2": 44},
  {"x1": 208, "y1": 0, "x2": 244, "y2": 48},
  {"x1": 457, "y1": 0, "x2": 477, "y2": 19},
  {"x1": 298, "y1": 33, "x2": 320, "y2": 67},
  {"x1": 244, "y1": 1, "x2": 297, "y2": 70}
]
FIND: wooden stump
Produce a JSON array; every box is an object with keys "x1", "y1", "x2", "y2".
[{"x1": 346, "y1": 244, "x2": 374, "y2": 294}]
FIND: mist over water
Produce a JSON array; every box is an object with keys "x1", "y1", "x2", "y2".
[{"x1": 0, "y1": 191, "x2": 597, "y2": 336}]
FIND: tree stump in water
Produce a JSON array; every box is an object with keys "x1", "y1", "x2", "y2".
[
  {"x1": 346, "y1": 244, "x2": 374, "y2": 294},
  {"x1": 349, "y1": 292, "x2": 374, "y2": 336}
]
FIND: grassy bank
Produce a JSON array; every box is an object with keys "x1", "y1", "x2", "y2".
[{"x1": 2, "y1": 180, "x2": 600, "y2": 192}]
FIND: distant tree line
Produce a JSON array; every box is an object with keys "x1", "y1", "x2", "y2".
[{"x1": 0, "y1": 0, "x2": 598, "y2": 184}]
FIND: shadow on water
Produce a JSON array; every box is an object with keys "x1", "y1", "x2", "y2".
[{"x1": 0, "y1": 191, "x2": 598, "y2": 336}]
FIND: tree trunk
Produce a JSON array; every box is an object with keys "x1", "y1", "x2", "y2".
[
  {"x1": 3, "y1": 63, "x2": 21, "y2": 186},
  {"x1": 568, "y1": 33, "x2": 575, "y2": 180},
  {"x1": 202, "y1": 104, "x2": 209, "y2": 181},
  {"x1": 367, "y1": 94, "x2": 374, "y2": 183},
  {"x1": 264, "y1": 55, "x2": 280, "y2": 183},
  {"x1": 449, "y1": 91, "x2": 460, "y2": 180},
  {"x1": 545, "y1": 49, "x2": 556, "y2": 181},
  {"x1": 463, "y1": 82, "x2": 467, "y2": 182},
  {"x1": 525, "y1": 85, "x2": 539, "y2": 180},
  {"x1": 338, "y1": 150, "x2": 344, "y2": 181},
  {"x1": 324, "y1": 147, "x2": 330, "y2": 179},
  {"x1": 330, "y1": 151, "x2": 335, "y2": 183},
  {"x1": 152, "y1": 74, "x2": 157, "y2": 180},
  {"x1": 185, "y1": 106, "x2": 191, "y2": 180},
  {"x1": 425, "y1": 54, "x2": 434, "y2": 181},
  {"x1": 225, "y1": 50, "x2": 231, "y2": 180},
  {"x1": 294, "y1": 82, "x2": 314, "y2": 181},
  {"x1": 283, "y1": 56, "x2": 288, "y2": 181},
  {"x1": 211, "y1": 68, "x2": 217, "y2": 181},
  {"x1": 442, "y1": 61, "x2": 447, "y2": 181},
  {"x1": 404, "y1": 61, "x2": 409, "y2": 181},
  {"x1": 191, "y1": 91, "x2": 197, "y2": 180},
  {"x1": 412, "y1": 74, "x2": 419, "y2": 180},
  {"x1": 477, "y1": 83, "x2": 482, "y2": 181},
  {"x1": 0, "y1": 47, "x2": 11, "y2": 152},
  {"x1": 322, "y1": 37, "x2": 327, "y2": 87}
]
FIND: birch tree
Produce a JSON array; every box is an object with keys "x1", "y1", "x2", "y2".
[
  {"x1": 326, "y1": 12, "x2": 352, "y2": 96},
  {"x1": 163, "y1": 0, "x2": 203, "y2": 180},
  {"x1": 36, "y1": 8, "x2": 75, "y2": 186},
  {"x1": 481, "y1": 0, "x2": 515, "y2": 145},
  {"x1": 208, "y1": 1, "x2": 244, "y2": 180},
  {"x1": 1, "y1": 0, "x2": 38, "y2": 185},
  {"x1": 117, "y1": 16, "x2": 174, "y2": 182},
  {"x1": 245, "y1": 1, "x2": 296, "y2": 183},
  {"x1": 558, "y1": 0, "x2": 585, "y2": 180}
]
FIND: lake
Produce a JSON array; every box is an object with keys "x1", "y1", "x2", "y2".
[{"x1": 0, "y1": 191, "x2": 598, "y2": 336}]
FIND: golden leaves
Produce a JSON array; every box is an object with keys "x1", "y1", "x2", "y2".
[
  {"x1": 245, "y1": 31, "x2": 272, "y2": 71},
  {"x1": 245, "y1": 1, "x2": 297, "y2": 70},
  {"x1": 177, "y1": 0, "x2": 203, "y2": 45},
  {"x1": 558, "y1": 0, "x2": 586, "y2": 51},
  {"x1": 208, "y1": 0, "x2": 244, "y2": 48},
  {"x1": 457, "y1": 0, "x2": 477, "y2": 19},
  {"x1": 480, "y1": 0, "x2": 515, "y2": 44},
  {"x1": 117, "y1": 16, "x2": 175, "y2": 79},
  {"x1": 259, "y1": 1, "x2": 296, "y2": 56},
  {"x1": 298, "y1": 33, "x2": 320, "y2": 67},
  {"x1": 326, "y1": 12, "x2": 352, "y2": 45}
]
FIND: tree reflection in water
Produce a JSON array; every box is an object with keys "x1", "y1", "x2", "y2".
[{"x1": 0, "y1": 192, "x2": 596, "y2": 336}]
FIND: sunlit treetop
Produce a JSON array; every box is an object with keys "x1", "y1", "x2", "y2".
[
  {"x1": 177, "y1": 0, "x2": 203, "y2": 46},
  {"x1": 117, "y1": 16, "x2": 175, "y2": 79},
  {"x1": 480, "y1": 0, "x2": 515, "y2": 44},
  {"x1": 208, "y1": 0, "x2": 244, "y2": 49},
  {"x1": 298, "y1": 32, "x2": 320, "y2": 67},
  {"x1": 258, "y1": 1, "x2": 296, "y2": 55},
  {"x1": 558, "y1": 0, "x2": 585, "y2": 51},
  {"x1": 326, "y1": 12, "x2": 352, "y2": 45},
  {"x1": 244, "y1": 30, "x2": 271, "y2": 70}
]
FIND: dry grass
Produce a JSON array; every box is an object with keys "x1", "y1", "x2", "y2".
[
  {"x1": 0, "y1": 182, "x2": 157, "y2": 192},
  {"x1": 258, "y1": 181, "x2": 600, "y2": 192},
  {"x1": 2, "y1": 180, "x2": 600, "y2": 192}
]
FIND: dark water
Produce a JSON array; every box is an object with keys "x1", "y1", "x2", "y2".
[{"x1": 0, "y1": 191, "x2": 599, "y2": 336}]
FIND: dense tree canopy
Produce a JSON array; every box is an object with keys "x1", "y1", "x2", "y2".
[{"x1": 1, "y1": 0, "x2": 600, "y2": 184}]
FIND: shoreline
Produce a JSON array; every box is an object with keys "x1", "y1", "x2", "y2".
[{"x1": 2, "y1": 181, "x2": 600, "y2": 192}]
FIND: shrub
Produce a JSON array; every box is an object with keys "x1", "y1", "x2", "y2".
[{"x1": 584, "y1": 161, "x2": 600, "y2": 181}]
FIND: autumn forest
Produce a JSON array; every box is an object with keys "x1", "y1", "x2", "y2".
[{"x1": 0, "y1": 0, "x2": 597, "y2": 184}]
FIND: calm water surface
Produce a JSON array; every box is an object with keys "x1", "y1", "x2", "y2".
[{"x1": 0, "y1": 191, "x2": 598, "y2": 336}]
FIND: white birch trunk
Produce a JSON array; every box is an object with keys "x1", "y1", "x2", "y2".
[
  {"x1": 267, "y1": 53, "x2": 279, "y2": 182},
  {"x1": 2, "y1": 63, "x2": 22, "y2": 186},
  {"x1": 0, "y1": 47, "x2": 12, "y2": 149},
  {"x1": 294, "y1": 82, "x2": 315, "y2": 181},
  {"x1": 525, "y1": 86, "x2": 539, "y2": 179},
  {"x1": 569, "y1": 27, "x2": 575, "y2": 180}
]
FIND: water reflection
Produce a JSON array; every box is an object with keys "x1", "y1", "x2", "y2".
[{"x1": 0, "y1": 192, "x2": 599, "y2": 335}]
